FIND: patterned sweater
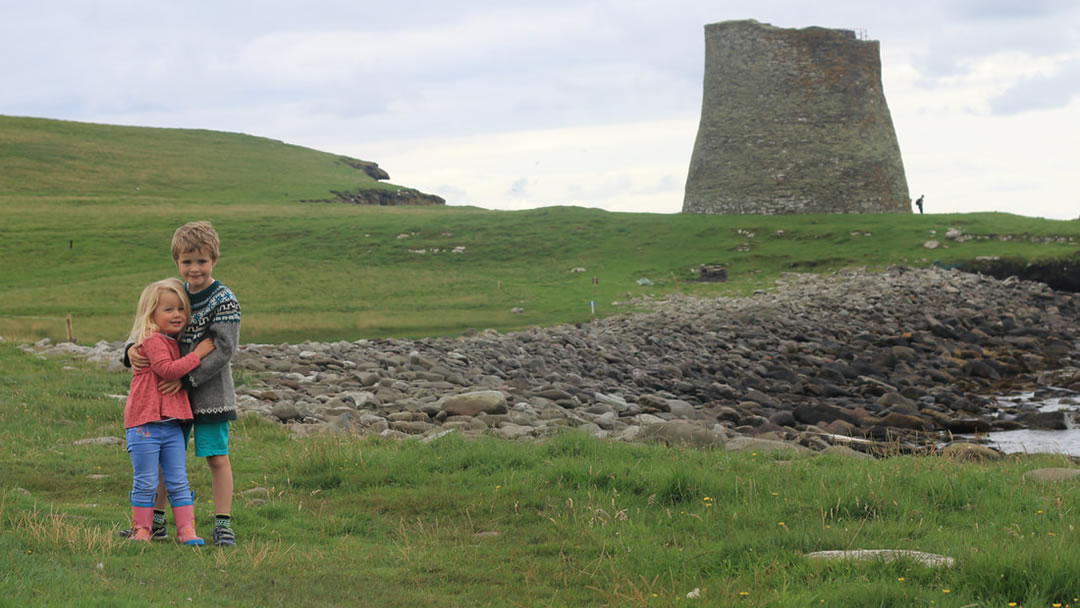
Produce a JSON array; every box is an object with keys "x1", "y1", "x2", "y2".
[{"x1": 178, "y1": 280, "x2": 241, "y2": 422}]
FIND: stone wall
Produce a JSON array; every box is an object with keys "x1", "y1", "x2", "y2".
[{"x1": 683, "y1": 20, "x2": 911, "y2": 215}]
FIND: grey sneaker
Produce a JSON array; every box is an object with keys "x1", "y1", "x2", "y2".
[
  {"x1": 118, "y1": 520, "x2": 168, "y2": 541},
  {"x1": 212, "y1": 526, "x2": 236, "y2": 547}
]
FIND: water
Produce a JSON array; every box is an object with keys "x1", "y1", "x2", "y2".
[{"x1": 968, "y1": 390, "x2": 1080, "y2": 457}]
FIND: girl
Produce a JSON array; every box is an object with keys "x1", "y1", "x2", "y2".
[{"x1": 124, "y1": 278, "x2": 215, "y2": 545}]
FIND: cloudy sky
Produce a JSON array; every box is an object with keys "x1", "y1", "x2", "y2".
[{"x1": 3, "y1": 0, "x2": 1077, "y2": 219}]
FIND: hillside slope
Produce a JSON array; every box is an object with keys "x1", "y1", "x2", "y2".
[{"x1": 0, "y1": 114, "x2": 430, "y2": 202}]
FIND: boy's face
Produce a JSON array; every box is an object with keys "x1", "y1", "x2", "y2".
[{"x1": 176, "y1": 248, "x2": 216, "y2": 293}]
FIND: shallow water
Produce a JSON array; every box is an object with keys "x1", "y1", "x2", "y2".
[
  {"x1": 979, "y1": 429, "x2": 1080, "y2": 457},
  {"x1": 968, "y1": 390, "x2": 1080, "y2": 457}
]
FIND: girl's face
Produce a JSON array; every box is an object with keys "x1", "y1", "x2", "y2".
[{"x1": 152, "y1": 291, "x2": 188, "y2": 336}]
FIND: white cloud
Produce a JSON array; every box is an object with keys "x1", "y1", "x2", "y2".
[
  {"x1": 339, "y1": 118, "x2": 694, "y2": 213},
  {"x1": 989, "y1": 55, "x2": 1080, "y2": 115}
]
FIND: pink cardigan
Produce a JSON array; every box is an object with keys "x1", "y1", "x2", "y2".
[{"x1": 124, "y1": 333, "x2": 201, "y2": 429}]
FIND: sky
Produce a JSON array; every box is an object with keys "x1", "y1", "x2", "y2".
[{"x1": 2, "y1": 0, "x2": 1078, "y2": 219}]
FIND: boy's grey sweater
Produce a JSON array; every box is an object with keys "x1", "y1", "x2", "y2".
[{"x1": 179, "y1": 280, "x2": 240, "y2": 423}]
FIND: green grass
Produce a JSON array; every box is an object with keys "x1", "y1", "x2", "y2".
[
  {"x1": 4, "y1": 115, "x2": 1080, "y2": 345},
  {"x1": 5, "y1": 119, "x2": 1080, "y2": 344},
  {"x1": 3, "y1": 343, "x2": 1079, "y2": 606}
]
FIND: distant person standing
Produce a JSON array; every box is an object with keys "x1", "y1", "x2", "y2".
[{"x1": 915, "y1": 195, "x2": 924, "y2": 214}]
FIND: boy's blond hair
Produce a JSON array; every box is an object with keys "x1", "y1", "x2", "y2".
[
  {"x1": 127, "y1": 278, "x2": 190, "y2": 345},
  {"x1": 171, "y1": 221, "x2": 220, "y2": 262}
]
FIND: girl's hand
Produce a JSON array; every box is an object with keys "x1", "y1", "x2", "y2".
[
  {"x1": 157, "y1": 379, "x2": 182, "y2": 396},
  {"x1": 193, "y1": 338, "x2": 216, "y2": 359},
  {"x1": 128, "y1": 344, "x2": 149, "y2": 370}
]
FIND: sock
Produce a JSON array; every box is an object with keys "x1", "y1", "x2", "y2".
[
  {"x1": 215, "y1": 514, "x2": 231, "y2": 529},
  {"x1": 153, "y1": 510, "x2": 166, "y2": 526}
]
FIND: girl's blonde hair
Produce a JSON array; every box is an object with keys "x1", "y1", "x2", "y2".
[{"x1": 127, "y1": 278, "x2": 190, "y2": 345}]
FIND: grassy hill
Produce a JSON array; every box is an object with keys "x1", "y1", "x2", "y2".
[{"x1": 3, "y1": 114, "x2": 1079, "y2": 344}]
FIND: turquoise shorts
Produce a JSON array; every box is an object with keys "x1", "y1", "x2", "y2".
[{"x1": 181, "y1": 420, "x2": 230, "y2": 458}]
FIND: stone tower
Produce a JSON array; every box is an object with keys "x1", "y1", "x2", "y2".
[{"x1": 683, "y1": 20, "x2": 910, "y2": 215}]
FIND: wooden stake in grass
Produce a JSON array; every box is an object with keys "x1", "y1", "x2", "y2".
[
  {"x1": 670, "y1": 272, "x2": 679, "y2": 291},
  {"x1": 591, "y1": 276, "x2": 598, "y2": 316},
  {"x1": 66, "y1": 314, "x2": 74, "y2": 343}
]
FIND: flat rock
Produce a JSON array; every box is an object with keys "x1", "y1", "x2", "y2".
[
  {"x1": 73, "y1": 437, "x2": 124, "y2": 447},
  {"x1": 941, "y1": 442, "x2": 1003, "y2": 461},
  {"x1": 1022, "y1": 468, "x2": 1080, "y2": 483},
  {"x1": 805, "y1": 549, "x2": 954, "y2": 568}
]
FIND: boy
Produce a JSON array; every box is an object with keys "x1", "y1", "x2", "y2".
[{"x1": 123, "y1": 221, "x2": 241, "y2": 546}]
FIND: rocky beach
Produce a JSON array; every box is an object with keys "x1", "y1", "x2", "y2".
[{"x1": 31, "y1": 266, "x2": 1080, "y2": 457}]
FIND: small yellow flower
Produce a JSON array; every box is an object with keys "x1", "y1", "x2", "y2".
[
  {"x1": 897, "y1": 577, "x2": 905, "y2": 582},
  {"x1": 778, "y1": 522, "x2": 786, "y2": 526},
  {"x1": 1037, "y1": 510, "x2": 1044, "y2": 515},
  {"x1": 651, "y1": 594, "x2": 658, "y2": 598},
  {"x1": 738, "y1": 591, "x2": 749, "y2": 597},
  {"x1": 941, "y1": 589, "x2": 950, "y2": 594},
  {"x1": 495, "y1": 485, "x2": 501, "y2": 490},
  {"x1": 1008, "y1": 603, "x2": 1017, "y2": 607},
  {"x1": 1052, "y1": 603, "x2": 1061, "y2": 607},
  {"x1": 1048, "y1": 532, "x2": 1056, "y2": 536}
]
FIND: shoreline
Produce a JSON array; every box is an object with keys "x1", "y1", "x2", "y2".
[{"x1": 23, "y1": 266, "x2": 1080, "y2": 459}]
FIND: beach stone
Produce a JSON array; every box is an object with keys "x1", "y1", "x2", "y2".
[
  {"x1": 793, "y1": 403, "x2": 861, "y2": 426},
  {"x1": 642, "y1": 421, "x2": 725, "y2": 448},
  {"x1": 725, "y1": 436, "x2": 808, "y2": 454},
  {"x1": 440, "y1": 391, "x2": 508, "y2": 417},
  {"x1": 944, "y1": 417, "x2": 993, "y2": 434},
  {"x1": 271, "y1": 402, "x2": 304, "y2": 422},
  {"x1": 822, "y1": 419, "x2": 857, "y2": 436},
  {"x1": 942, "y1": 442, "x2": 1003, "y2": 462},
  {"x1": 1022, "y1": 410, "x2": 1070, "y2": 430},
  {"x1": 878, "y1": 412, "x2": 933, "y2": 431},
  {"x1": 493, "y1": 423, "x2": 536, "y2": 440},
  {"x1": 819, "y1": 445, "x2": 873, "y2": 459}
]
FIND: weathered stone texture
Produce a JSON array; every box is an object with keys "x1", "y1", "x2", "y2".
[{"x1": 683, "y1": 20, "x2": 910, "y2": 215}]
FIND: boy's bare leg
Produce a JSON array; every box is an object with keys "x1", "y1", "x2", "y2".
[
  {"x1": 207, "y1": 454, "x2": 233, "y2": 516},
  {"x1": 153, "y1": 480, "x2": 168, "y2": 510}
]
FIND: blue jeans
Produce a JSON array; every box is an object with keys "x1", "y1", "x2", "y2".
[{"x1": 125, "y1": 421, "x2": 194, "y2": 508}]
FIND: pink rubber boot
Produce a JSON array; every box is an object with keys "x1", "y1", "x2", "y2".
[
  {"x1": 172, "y1": 505, "x2": 205, "y2": 546},
  {"x1": 130, "y1": 506, "x2": 154, "y2": 541}
]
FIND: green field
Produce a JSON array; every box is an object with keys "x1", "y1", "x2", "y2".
[
  {"x1": 2, "y1": 344, "x2": 1079, "y2": 607},
  {"x1": 3, "y1": 115, "x2": 1080, "y2": 606},
  {"x1": 2, "y1": 115, "x2": 1077, "y2": 345}
]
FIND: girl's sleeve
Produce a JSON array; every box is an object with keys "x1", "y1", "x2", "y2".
[{"x1": 143, "y1": 335, "x2": 202, "y2": 381}]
